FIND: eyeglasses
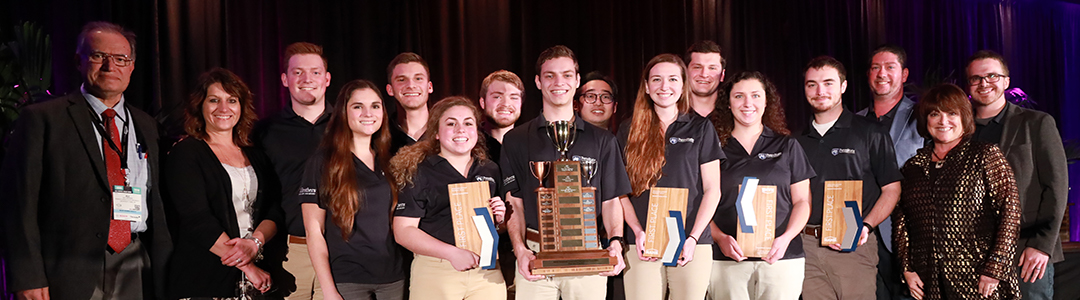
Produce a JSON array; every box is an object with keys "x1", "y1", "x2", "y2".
[
  {"x1": 967, "y1": 73, "x2": 1006, "y2": 85},
  {"x1": 85, "y1": 51, "x2": 134, "y2": 67},
  {"x1": 582, "y1": 92, "x2": 613, "y2": 104}
]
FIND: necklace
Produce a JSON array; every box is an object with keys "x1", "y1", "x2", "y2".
[{"x1": 932, "y1": 151, "x2": 947, "y2": 169}]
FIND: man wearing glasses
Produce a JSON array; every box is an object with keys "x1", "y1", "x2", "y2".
[
  {"x1": 575, "y1": 71, "x2": 618, "y2": 132},
  {"x1": 966, "y1": 50, "x2": 1068, "y2": 300},
  {"x1": 1, "y1": 21, "x2": 171, "y2": 299}
]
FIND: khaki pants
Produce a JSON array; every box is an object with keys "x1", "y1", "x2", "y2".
[
  {"x1": 409, "y1": 254, "x2": 506, "y2": 300},
  {"x1": 284, "y1": 240, "x2": 322, "y2": 300},
  {"x1": 514, "y1": 270, "x2": 607, "y2": 300},
  {"x1": 707, "y1": 258, "x2": 805, "y2": 300},
  {"x1": 623, "y1": 244, "x2": 712, "y2": 300},
  {"x1": 801, "y1": 232, "x2": 878, "y2": 300}
]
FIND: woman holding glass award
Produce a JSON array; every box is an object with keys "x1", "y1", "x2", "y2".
[
  {"x1": 162, "y1": 68, "x2": 283, "y2": 298},
  {"x1": 705, "y1": 71, "x2": 814, "y2": 300},
  {"x1": 617, "y1": 54, "x2": 723, "y2": 300},
  {"x1": 299, "y1": 80, "x2": 407, "y2": 300},
  {"x1": 391, "y1": 97, "x2": 507, "y2": 300}
]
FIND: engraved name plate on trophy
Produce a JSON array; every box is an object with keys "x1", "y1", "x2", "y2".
[
  {"x1": 530, "y1": 120, "x2": 616, "y2": 276},
  {"x1": 448, "y1": 181, "x2": 499, "y2": 269},
  {"x1": 822, "y1": 180, "x2": 863, "y2": 251},
  {"x1": 736, "y1": 178, "x2": 777, "y2": 258},
  {"x1": 642, "y1": 187, "x2": 688, "y2": 265}
]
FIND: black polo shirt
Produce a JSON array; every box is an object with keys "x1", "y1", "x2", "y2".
[
  {"x1": 394, "y1": 155, "x2": 502, "y2": 245},
  {"x1": 499, "y1": 113, "x2": 632, "y2": 231},
  {"x1": 712, "y1": 127, "x2": 816, "y2": 261},
  {"x1": 973, "y1": 102, "x2": 1008, "y2": 145},
  {"x1": 484, "y1": 131, "x2": 502, "y2": 165},
  {"x1": 616, "y1": 113, "x2": 725, "y2": 245},
  {"x1": 297, "y1": 153, "x2": 405, "y2": 284},
  {"x1": 252, "y1": 105, "x2": 331, "y2": 237},
  {"x1": 389, "y1": 122, "x2": 418, "y2": 156},
  {"x1": 868, "y1": 99, "x2": 900, "y2": 124},
  {"x1": 794, "y1": 109, "x2": 902, "y2": 226}
]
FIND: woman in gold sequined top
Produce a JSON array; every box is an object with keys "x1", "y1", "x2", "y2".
[{"x1": 893, "y1": 84, "x2": 1021, "y2": 300}]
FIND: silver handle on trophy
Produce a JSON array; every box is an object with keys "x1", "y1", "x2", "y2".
[{"x1": 580, "y1": 159, "x2": 597, "y2": 187}]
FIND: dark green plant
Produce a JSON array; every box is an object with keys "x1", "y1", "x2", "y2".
[{"x1": 0, "y1": 21, "x2": 52, "y2": 142}]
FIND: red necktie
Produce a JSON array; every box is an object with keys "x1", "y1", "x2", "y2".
[{"x1": 103, "y1": 109, "x2": 131, "y2": 253}]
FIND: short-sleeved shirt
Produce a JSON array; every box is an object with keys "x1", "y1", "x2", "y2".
[
  {"x1": 394, "y1": 155, "x2": 502, "y2": 245},
  {"x1": 253, "y1": 105, "x2": 332, "y2": 237},
  {"x1": 500, "y1": 113, "x2": 633, "y2": 231},
  {"x1": 794, "y1": 109, "x2": 903, "y2": 225},
  {"x1": 298, "y1": 153, "x2": 405, "y2": 284},
  {"x1": 712, "y1": 127, "x2": 816, "y2": 261},
  {"x1": 617, "y1": 113, "x2": 725, "y2": 244}
]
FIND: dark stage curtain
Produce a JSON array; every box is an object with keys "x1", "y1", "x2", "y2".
[{"x1": 2, "y1": 0, "x2": 1080, "y2": 298}]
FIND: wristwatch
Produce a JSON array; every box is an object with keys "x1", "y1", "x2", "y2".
[{"x1": 608, "y1": 236, "x2": 624, "y2": 248}]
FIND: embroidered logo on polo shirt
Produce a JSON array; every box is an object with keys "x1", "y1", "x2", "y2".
[
  {"x1": 504, "y1": 175, "x2": 516, "y2": 186},
  {"x1": 831, "y1": 148, "x2": 856, "y2": 156},
  {"x1": 395, "y1": 202, "x2": 406, "y2": 211},
  {"x1": 757, "y1": 152, "x2": 782, "y2": 160},
  {"x1": 669, "y1": 137, "x2": 695, "y2": 144},
  {"x1": 476, "y1": 175, "x2": 496, "y2": 183},
  {"x1": 298, "y1": 187, "x2": 317, "y2": 196}
]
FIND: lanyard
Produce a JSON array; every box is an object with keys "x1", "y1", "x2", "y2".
[{"x1": 90, "y1": 107, "x2": 131, "y2": 170}]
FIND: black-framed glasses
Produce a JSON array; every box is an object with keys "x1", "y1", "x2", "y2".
[
  {"x1": 582, "y1": 92, "x2": 613, "y2": 104},
  {"x1": 968, "y1": 73, "x2": 1006, "y2": 85},
  {"x1": 85, "y1": 51, "x2": 134, "y2": 67}
]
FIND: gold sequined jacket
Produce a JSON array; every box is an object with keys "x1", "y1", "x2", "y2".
[{"x1": 894, "y1": 140, "x2": 1021, "y2": 300}]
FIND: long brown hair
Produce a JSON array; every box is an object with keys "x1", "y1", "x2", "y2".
[
  {"x1": 709, "y1": 71, "x2": 790, "y2": 146},
  {"x1": 319, "y1": 79, "x2": 396, "y2": 240},
  {"x1": 184, "y1": 68, "x2": 258, "y2": 146},
  {"x1": 390, "y1": 96, "x2": 488, "y2": 188},
  {"x1": 625, "y1": 54, "x2": 690, "y2": 196}
]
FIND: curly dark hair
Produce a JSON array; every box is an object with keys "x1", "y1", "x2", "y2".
[
  {"x1": 184, "y1": 68, "x2": 257, "y2": 146},
  {"x1": 390, "y1": 96, "x2": 489, "y2": 189},
  {"x1": 709, "y1": 71, "x2": 790, "y2": 146}
]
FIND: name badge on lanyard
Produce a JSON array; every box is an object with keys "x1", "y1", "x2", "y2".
[{"x1": 113, "y1": 185, "x2": 143, "y2": 222}]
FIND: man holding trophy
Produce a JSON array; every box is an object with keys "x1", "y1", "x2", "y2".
[
  {"x1": 499, "y1": 45, "x2": 631, "y2": 300},
  {"x1": 794, "y1": 56, "x2": 902, "y2": 299}
]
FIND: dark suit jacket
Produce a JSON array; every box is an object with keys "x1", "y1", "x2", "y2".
[
  {"x1": 0, "y1": 93, "x2": 172, "y2": 299},
  {"x1": 997, "y1": 103, "x2": 1069, "y2": 263},
  {"x1": 161, "y1": 137, "x2": 284, "y2": 298}
]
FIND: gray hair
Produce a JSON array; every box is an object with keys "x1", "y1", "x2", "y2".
[{"x1": 76, "y1": 21, "x2": 137, "y2": 59}]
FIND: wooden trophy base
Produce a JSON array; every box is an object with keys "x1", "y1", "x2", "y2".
[{"x1": 532, "y1": 249, "x2": 616, "y2": 276}]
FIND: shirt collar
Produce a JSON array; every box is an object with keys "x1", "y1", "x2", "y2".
[
  {"x1": 674, "y1": 112, "x2": 693, "y2": 123},
  {"x1": 282, "y1": 102, "x2": 334, "y2": 124},
  {"x1": 81, "y1": 84, "x2": 128, "y2": 122},
  {"x1": 761, "y1": 126, "x2": 777, "y2": 137},
  {"x1": 532, "y1": 112, "x2": 587, "y2": 131},
  {"x1": 989, "y1": 102, "x2": 1010, "y2": 123},
  {"x1": 423, "y1": 154, "x2": 480, "y2": 175},
  {"x1": 875, "y1": 98, "x2": 902, "y2": 121}
]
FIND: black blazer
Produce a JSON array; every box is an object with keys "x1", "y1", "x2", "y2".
[
  {"x1": 161, "y1": 137, "x2": 284, "y2": 298},
  {"x1": 997, "y1": 103, "x2": 1069, "y2": 263},
  {"x1": 0, "y1": 93, "x2": 172, "y2": 299}
]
